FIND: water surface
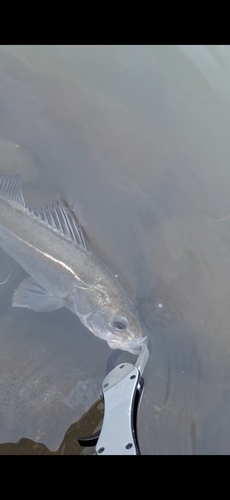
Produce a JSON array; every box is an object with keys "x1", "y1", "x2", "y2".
[{"x1": 0, "y1": 45, "x2": 230, "y2": 453}]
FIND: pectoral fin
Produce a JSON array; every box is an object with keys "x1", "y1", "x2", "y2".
[{"x1": 12, "y1": 277, "x2": 67, "y2": 312}]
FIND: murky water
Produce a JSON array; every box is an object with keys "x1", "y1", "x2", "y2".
[{"x1": 1, "y1": 45, "x2": 230, "y2": 453}]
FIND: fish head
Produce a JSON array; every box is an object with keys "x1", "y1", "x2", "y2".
[
  {"x1": 107, "y1": 308, "x2": 148, "y2": 354},
  {"x1": 85, "y1": 298, "x2": 148, "y2": 355}
]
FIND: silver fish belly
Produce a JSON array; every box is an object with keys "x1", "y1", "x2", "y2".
[{"x1": 0, "y1": 174, "x2": 147, "y2": 354}]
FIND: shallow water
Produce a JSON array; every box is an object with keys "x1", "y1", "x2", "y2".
[{"x1": 1, "y1": 45, "x2": 230, "y2": 453}]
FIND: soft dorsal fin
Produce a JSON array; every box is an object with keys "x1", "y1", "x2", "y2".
[
  {"x1": 0, "y1": 174, "x2": 25, "y2": 206},
  {"x1": 29, "y1": 201, "x2": 87, "y2": 248}
]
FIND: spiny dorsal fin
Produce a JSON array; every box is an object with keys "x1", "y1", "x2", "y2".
[
  {"x1": 0, "y1": 174, "x2": 25, "y2": 206},
  {"x1": 29, "y1": 201, "x2": 87, "y2": 248},
  {"x1": 0, "y1": 174, "x2": 87, "y2": 248}
]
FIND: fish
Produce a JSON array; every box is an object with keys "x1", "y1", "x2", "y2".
[{"x1": 0, "y1": 174, "x2": 147, "y2": 354}]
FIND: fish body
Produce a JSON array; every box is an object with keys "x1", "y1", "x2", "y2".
[{"x1": 0, "y1": 174, "x2": 147, "y2": 354}]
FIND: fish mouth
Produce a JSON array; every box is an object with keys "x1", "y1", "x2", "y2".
[
  {"x1": 126, "y1": 337, "x2": 148, "y2": 355},
  {"x1": 107, "y1": 335, "x2": 148, "y2": 355}
]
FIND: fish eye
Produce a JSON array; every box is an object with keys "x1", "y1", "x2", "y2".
[{"x1": 112, "y1": 318, "x2": 128, "y2": 331}]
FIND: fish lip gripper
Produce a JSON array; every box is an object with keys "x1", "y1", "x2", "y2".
[{"x1": 78, "y1": 345, "x2": 149, "y2": 455}]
